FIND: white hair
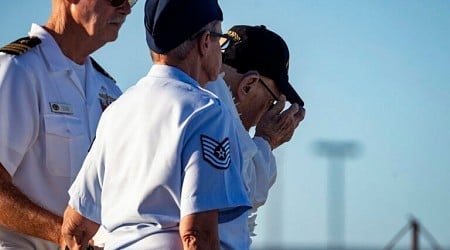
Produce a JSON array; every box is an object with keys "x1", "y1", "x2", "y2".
[{"x1": 167, "y1": 20, "x2": 220, "y2": 61}]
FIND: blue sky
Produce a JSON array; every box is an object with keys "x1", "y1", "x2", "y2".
[{"x1": 2, "y1": 1, "x2": 450, "y2": 249}]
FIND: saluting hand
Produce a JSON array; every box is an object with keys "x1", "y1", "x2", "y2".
[{"x1": 254, "y1": 95, "x2": 305, "y2": 150}]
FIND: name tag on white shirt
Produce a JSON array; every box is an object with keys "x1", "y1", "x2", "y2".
[{"x1": 50, "y1": 102, "x2": 73, "y2": 114}]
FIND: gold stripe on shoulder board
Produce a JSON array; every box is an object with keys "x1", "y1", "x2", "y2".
[{"x1": 0, "y1": 36, "x2": 41, "y2": 56}]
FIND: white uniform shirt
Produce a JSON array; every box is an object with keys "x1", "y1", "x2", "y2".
[
  {"x1": 68, "y1": 65, "x2": 251, "y2": 249},
  {"x1": 205, "y1": 76, "x2": 277, "y2": 244},
  {"x1": 0, "y1": 24, "x2": 121, "y2": 249}
]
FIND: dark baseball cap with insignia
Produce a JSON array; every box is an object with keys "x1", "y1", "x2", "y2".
[
  {"x1": 222, "y1": 25, "x2": 304, "y2": 106},
  {"x1": 144, "y1": 0, "x2": 223, "y2": 54}
]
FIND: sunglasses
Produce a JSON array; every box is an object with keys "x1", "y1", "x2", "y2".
[
  {"x1": 209, "y1": 31, "x2": 235, "y2": 51},
  {"x1": 109, "y1": 0, "x2": 137, "y2": 7}
]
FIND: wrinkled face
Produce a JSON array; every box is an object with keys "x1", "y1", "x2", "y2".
[
  {"x1": 249, "y1": 75, "x2": 280, "y2": 126},
  {"x1": 237, "y1": 74, "x2": 281, "y2": 129},
  {"x1": 71, "y1": 0, "x2": 132, "y2": 43}
]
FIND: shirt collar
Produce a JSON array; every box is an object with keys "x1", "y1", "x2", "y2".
[
  {"x1": 29, "y1": 23, "x2": 89, "y2": 72},
  {"x1": 148, "y1": 64, "x2": 201, "y2": 89}
]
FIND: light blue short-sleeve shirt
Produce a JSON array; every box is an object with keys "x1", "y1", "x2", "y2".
[{"x1": 69, "y1": 65, "x2": 250, "y2": 249}]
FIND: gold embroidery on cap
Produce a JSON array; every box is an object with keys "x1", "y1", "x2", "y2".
[{"x1": 226, "y1": 30, "x2": 241, "y2": 42}]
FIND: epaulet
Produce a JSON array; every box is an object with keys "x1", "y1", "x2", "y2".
[
  {"x1": 90, "y1": 58, "x2": 116, "y2": 83},
  {"x1": 0, "y1": 36, "x2": 41, "y2": 56}
]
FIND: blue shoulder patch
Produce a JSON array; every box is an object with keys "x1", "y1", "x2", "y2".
[{"x1": 201, "y1": 135, "x2": 231, "y2": 169}]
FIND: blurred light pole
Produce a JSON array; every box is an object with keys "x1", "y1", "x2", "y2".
[{"x1": 313, "y1": 140, "x2": 361, "y2": 250}]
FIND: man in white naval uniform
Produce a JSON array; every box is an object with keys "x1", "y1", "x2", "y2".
[
  {"x1": 0, "y1": 0, "x2": 134, "y2": 249},
  {"x1": 205, "y1": 25, "x2": 306, "y2": 247},
  {"x1": 62, "y1": 0, "x2": 251, "y2": 249}
]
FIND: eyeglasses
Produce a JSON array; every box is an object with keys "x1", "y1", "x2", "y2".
[
  {"x1": 109, "y1": 0, "x2": 137, "y2": 7},
  {"x1": 258, "y1": 78, "x2": 279, "y2": 104},
  {"x1": 209, "y1": 31, "x2": 235, "y2": 51}
]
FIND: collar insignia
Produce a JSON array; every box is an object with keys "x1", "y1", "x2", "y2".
[{"x1": 99, "y1": 87, "x2": 116, "y2": 111}]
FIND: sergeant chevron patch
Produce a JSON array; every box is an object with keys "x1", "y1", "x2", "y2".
[{"x1": 201, "y1": 135, "x2": 231, "y2": 169}]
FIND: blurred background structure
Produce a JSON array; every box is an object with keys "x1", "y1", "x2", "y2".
[
  {"x1": 2, "y1": 1, "x2": 450, "y2": 249},
  {"x1": 314, "y1": 140, "x2": 362, "y2": 249}
]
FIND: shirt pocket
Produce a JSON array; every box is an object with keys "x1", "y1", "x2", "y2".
[{"x1": 44, "y1": 114, "x2": 86, "y2": 177}]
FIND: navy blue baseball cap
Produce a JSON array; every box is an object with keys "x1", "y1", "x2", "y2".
[
  {"x1": 222, "y1": 25, "x2": 304, "y2": 106},
  {"x1": 144, "y1": 0, "x2": 223, "y2": 54}
]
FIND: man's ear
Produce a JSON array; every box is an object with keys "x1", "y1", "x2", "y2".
[
  {"x1": 197, "y1": 31, "x2": 210, "y2": 57},
  {"x1": 236, "y1": 74, "x2": 258, "y2": 99}
]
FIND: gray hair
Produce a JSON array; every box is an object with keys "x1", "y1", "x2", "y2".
[{"x1": 167, "y1": 20, "x2": 220, "y2": 61}]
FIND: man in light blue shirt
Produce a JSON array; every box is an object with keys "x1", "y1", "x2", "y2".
[{"x1": 61, "y1": 0, "x2": 251, "y2": 249}]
